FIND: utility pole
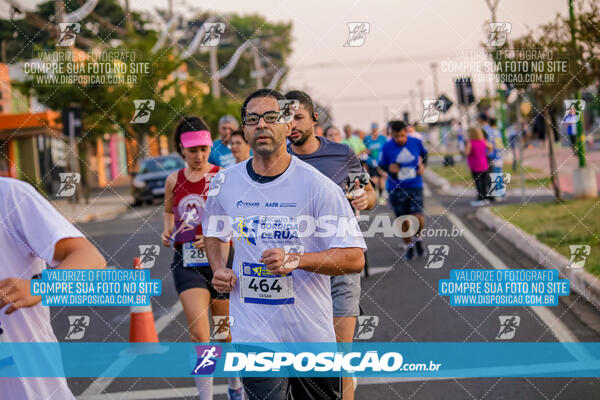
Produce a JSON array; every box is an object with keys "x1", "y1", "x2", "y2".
[
  {"x1": 485, "y1": 0, "x2": 508, "y2": 146},
  {"x1": 124, "y1": 0, "x2": 134, "y2": 33},
  {"x1": 430, "y1": 62, "x2": 439, "y2": 98},
  {"x1": 210, "y1": 47, "x2": 220, "y2": 97},
  {"x1": 417, "y1": 79, "x2": 424, "y2": 105},
  {"x1": 409, "y1": 89, "x2": 416, "y2": 122},
  {"x1": 568, "y1": 0, "x2": 586, "y2": 167},
  {"x1": 54, "y1": 0, "x2": 65, "y2": 23}
]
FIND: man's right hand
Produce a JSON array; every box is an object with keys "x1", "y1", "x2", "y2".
[
  {"x1": 161, "y1": 229, "x2": 173, "y2": 247},
  {"x1": 212, "y1": 268, "x2": 236, "y2": 293},
  {"x1": 388, "y1": 163, "x2": 400, "y2": 174}
]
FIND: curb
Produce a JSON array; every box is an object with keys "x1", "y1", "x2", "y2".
[
  {"x1": 424, "y1": 168, "x2": 553, "y2": 197},
  {"x1": 55, "y1": 203, "x2": 131, "y2": 224},
  {"x1": 475, "y1": 206, "x2": 600, "y2": 311},
  {"x1": 77, "y1": 205, "x2": 130, "y2": 223},
  {"x1": 423, "y1": 169, "x2": 451, "y2": 191}
]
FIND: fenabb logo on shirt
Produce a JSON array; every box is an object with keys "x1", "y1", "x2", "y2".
[{"x1": 236, "y1": 200, "x2": 260, "y2": 208}]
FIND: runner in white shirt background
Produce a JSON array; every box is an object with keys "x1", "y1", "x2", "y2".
[
  {"x1": 0, "y1": 177, "x2": 106, "y2": 399},
  {"x1": 202, "y1": 89, "x2": 366, "y2": 400}
]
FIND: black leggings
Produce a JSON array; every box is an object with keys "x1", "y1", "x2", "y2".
[{"x1": 472, "y1": 170, "x2": 491, "y2": 200}]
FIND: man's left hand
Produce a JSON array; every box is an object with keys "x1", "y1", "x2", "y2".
[
  {"x1": 0, "y1": 278, "x2": 42, "y2": 315},
  {"x1": 261, "y1": 248, "x2": 299, "y2": 275}
]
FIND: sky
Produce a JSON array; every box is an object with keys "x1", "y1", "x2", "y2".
[{"x1": 18, "y1": 0, "x2": 570, "y2": 129}]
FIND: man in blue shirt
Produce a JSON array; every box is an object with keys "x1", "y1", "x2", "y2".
[
  {"x1": 378, "y1": 120, "x2": 428, "y2": 260},
  {"x1": 208, "y1": 115, "x2": 238, "y2": 167}
]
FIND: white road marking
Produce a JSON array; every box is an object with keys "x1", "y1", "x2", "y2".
[
  {"x1": 79, "y1": 301, "x2": 185, "y2": 396},
  {"x1": 364, "y1": 266, "x2": 393, "y2": 277}
]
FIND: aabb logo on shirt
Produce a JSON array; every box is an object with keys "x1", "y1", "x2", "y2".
[{"x1": 266, "y1": 202, "x2": 297, "y2": 208}]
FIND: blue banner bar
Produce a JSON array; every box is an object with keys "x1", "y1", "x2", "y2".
[{"x1": 1, "y1": 342, "x2": 600, "y2": 378}]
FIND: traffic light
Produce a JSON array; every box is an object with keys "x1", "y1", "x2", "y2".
[{"x1": 455, "y1": 77, "x2": 475, "y2": 105}]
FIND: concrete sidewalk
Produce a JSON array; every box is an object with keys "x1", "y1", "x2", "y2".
[
  {"x1": 51, "y1": 186, "x2": 133, "y2": 223},
  {"x1": 515, "y1": 140, "x2": 600, "y2": 195}
]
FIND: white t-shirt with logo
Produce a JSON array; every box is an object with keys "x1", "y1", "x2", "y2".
[
  {"x1": 0, "y1": 178, "x2": 83, "y2": 399},
  {"x1": 202, "y1": 157, "x2": 367, "y2": 342}
]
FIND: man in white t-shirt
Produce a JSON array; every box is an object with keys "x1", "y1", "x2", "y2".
[
  {"x1": 0, "y1": 177, "x2": 106, "y2": 399},
  {"x1": 203, "y1": 89, "x2": 366, "y2": 400}
]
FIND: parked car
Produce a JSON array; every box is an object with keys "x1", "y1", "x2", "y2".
[{"x1": 131, "y1": 155, "x2": 184, "y2": 206}]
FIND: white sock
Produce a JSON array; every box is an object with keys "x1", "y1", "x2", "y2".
[
  {"x1": 194, "y1": 376, "x2": 213, "y2": 400},
  {"x1": 228, "y1": 376, "x2": 242, "y2": 390}
]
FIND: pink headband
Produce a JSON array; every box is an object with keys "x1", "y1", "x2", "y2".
[{"x1": 180, "y1": 130, "x2": 213, "y2": 148}]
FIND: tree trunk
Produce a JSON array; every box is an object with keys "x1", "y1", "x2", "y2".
[{"x1": 543, "y1": 106, "x2": 562, "y2": 202}]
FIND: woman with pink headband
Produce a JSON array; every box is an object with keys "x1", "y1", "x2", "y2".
[{"x1": 161, "y1": 116, "x2": 243, "y2": 400}]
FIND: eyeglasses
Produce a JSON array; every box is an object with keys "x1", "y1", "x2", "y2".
[{"x1": 243, "y1": 111, "x2": 281, "y2": 126}]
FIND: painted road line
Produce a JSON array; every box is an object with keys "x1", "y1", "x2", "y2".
[{"x1": 79, "y1": 301, "x2": 185, "y2": 397}]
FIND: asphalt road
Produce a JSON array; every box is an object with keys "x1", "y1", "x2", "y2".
[{"x1": 56, "y1": 185, "x2": 600, "y2": 400}]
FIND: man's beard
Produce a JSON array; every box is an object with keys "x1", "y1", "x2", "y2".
[{"x1": 289, "y1": 128, "x2": 312, "y2": 146}]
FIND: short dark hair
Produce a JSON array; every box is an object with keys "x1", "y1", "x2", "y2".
[
  {"x1": 230, "y1": 128, "x2": 248, "y2": 143},
  {"x1": 174, "y1": 116, "x2": 210, "y2": 155},
  {"x1": 478, "y1": 113, "x2": 488, "y2": 122},
  {"x1": 323, "y1": 125, "x2": 336, "y2": 136},
  {"x1": 241, "y1": 89, "x2": 285, "y2": 123},
  {"x1": 489, "y1": 117, "x2": 497, "y2": 127},
  {"x1": 285, "y1": 90, "x2": 315, "y2": 119},
  {"x1": 388, "y1": 120, "x2": 407, "y2": 133}
]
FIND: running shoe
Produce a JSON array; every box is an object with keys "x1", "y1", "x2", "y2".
[
  {"x1": 228, "y1": 387, "x2": 244, "y2": 400},
  {"x1": 415, "y1": 240, "x2": 425, "y2": 257},
  {"x1": 470, "y1": 199, "x2": 490, "y2": 207},
  {"x1": 405, "y1": 245, "x2": 415, "y2": 261}
]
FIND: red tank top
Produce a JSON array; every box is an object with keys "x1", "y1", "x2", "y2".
[{"x1": 172, "y1": 165, "x2": 220, "y2": 244}]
